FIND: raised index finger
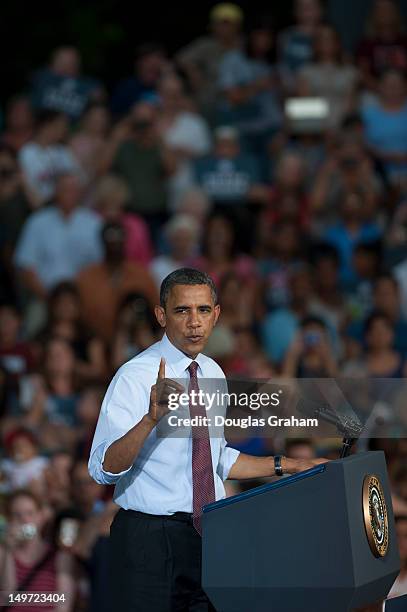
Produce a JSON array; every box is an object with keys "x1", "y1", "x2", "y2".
[{"x1": 157, "y1": 357, "x2": 166, "y2": 382}]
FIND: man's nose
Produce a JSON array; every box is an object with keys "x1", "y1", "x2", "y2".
[{"x1": 188, "y1": 311, "x2": 201, "y2": 327}]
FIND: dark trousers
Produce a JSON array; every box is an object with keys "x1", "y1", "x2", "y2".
[{"x1": 109, "y1": 509, "x2": 216, "y2": 612}]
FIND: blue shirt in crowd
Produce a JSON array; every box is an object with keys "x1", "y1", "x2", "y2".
[{"x1": 14, "y1": 206, "x2": 103, "y2": 289}]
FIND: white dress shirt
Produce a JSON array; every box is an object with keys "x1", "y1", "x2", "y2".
[
  {"x1": 14, "y1": 206, "x2": 103, "y2": 289},
  {"x1": 88, "y1": 333, "x2": 240, "y2": 514}
]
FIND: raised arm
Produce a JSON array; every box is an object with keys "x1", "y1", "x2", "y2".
[{"x1": 89, "y1": 359, "x2": 184, "y2": 481}]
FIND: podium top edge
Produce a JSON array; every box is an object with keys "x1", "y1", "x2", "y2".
[{"x1": 203, "y1": 464, "x2": 326, "y2": 514}]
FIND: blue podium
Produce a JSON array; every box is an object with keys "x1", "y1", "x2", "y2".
[{"x1": 202, "y1": 452, "x2": 400, "y2": 612}]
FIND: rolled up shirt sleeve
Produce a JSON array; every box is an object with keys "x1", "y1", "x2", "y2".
[
  {"x1": 88, "y1": 364, "x2": 149, "y2": 485},
  {"x1": 217, "y1": 438, "x2": 240, "y2": 481}
]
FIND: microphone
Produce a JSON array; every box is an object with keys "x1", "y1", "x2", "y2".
[{"x1": 297, "y1": 398, "x2": 363, "y2": 438}]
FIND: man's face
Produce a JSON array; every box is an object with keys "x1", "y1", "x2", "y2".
[
  {"x1": 155, "y1": 284, "x2": 220, "y2": 358},
  {"x1": 215, "y1": 137, "x2": 239, "y2": 159},
  {"x1": 55, "y1": 175, "x2": 82, "y2": 213}
]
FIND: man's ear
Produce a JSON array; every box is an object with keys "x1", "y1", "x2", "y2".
[
  {"x1": 154, "y1": 305, "x2": 166, "y2": 328},
  {"x1": 213, "y1": 304, "x2": 220, "y2": 326}
]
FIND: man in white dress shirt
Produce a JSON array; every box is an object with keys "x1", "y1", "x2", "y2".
[{"x1": 88, "y1": 268, "x2": 325, "y2": 611}]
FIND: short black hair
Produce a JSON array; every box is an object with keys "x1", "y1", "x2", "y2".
[
  {"x1": 35, "y1": 108, "x2": 66, "y2": 129},
  {"x1": 300, "y1": 315, "x2": 326, "y2": 330},
  {"x1": 160, "y1": 268, "x2": 218, "y2": 308},
  {"x1": 363, "y1": 310, "x2": 394, "y2": 336}
]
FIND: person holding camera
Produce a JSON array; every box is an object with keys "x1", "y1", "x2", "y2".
[
  {"x1": 282, "y1": 315, "x2": 338, "y2": 378},
  {"x1": 0, "y1": 489, "x2": 75, "y2": 611}
]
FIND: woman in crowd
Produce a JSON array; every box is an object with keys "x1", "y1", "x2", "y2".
[
  {"x1": 264, "y1": 152, "x2": 310, "y2": 229},
  {"x1": 357, "y1": 0, "x2": 407, "y2": 92},
  {"x1": 297, "y1": 25, "x2": 359, "y2": 129},
  {"x1": 277, "y1": 0, "x2": 323, "y2": 92},
  {"x1": 0, "y1": 489, "x2": 75, "y2": 611},
  {"x1": 361, "y1": 69, "x2": 407, "y2": 189},
  {"x1": 22, "y1": 337, "x2": 81, "y2": 452},
  {"x1": 93, "y1": 174, "x2": 153, "y2": 266},
  {"x1": 111, "y1": 293, "x2": 159, "y2": 369},
  {"x1": 344, "y1": 311, "x2": 405, "y2": 378},
  {"x1": 156, "y1": 73, "x2": 211, "y2": 210},
  {"x1": 150, "y1": 213, "x2": 200, "y2": 288},
  {"x1": 281, "y1": 315, "x2": 338, "y2": 377},
  {"x1": 191, "y1": 211, "x2": 259, "y2": 301},
  {"x1": 69, "y1": 103, "x2": 110, "y2": 187},
  {"x1": 36, "y1": 282, "x2": 107, "y2": 384}
]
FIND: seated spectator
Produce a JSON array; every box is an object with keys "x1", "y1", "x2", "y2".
[
  {"x1": 191, "y1": 211, "x2": 258, "y2": 295},
  {"x1": 261, "y1": 266, "x2": 316, "y2": 364},
  {"x1": 346, "y1": 241, "x2": 383, "y2": 320},
  {"x1": 323, "y1": 190, "x2": 382, "y2": 289},
  {"x1": 357, "y1": 0, "x2": 407, "y2": 92},
  {"x1": 0, "y1": 145, "x2": 32, "y2": 256},
  {"x1": 150, "y1": 214, "x2": 200, "y2": 288},
  {"x1": 106, "y1": 102, "x2": 170, "y2": 233},
  {"x1": 281, "y1": 315, "x2": 338, "y2": 377},
  {"x1": 77, "y1": 222, "x2": 158, "y2": 342},
  {"x1": 176, "y1": 3, "x2": 243, "y2": 118},
  {"x1": 193, "y1": 126, "x2": 263, "y2": 205},
  {"x1": 36, "y1": 282, "x2": 107, "y2": 384},
  {"x1": 264, "y1": 152, "x2": 310, "y2": 229},
  {"x1": 30, "y1": 46, "x2": 104, "y2": 122},
  {"x1": 156, "y1": 73, "x2": 211, "y2": 210},
  {"x1": 0, "y1": 429, "x2": 48, "y2": 495},
  {"x1": 43, "y1": 451, "x2": 74, "y2": 512},
  {"x1": 14, "y1": 173, "x2": 103, "y2": 301},
  {"x1": 18, "y1": 110, "x2": 82, "y2": 206},
  {"x1": 347, "y1": 274, "x2": 407, "y2": 359},
  {"x1": 308, "y1": 244, "x2": 345, "y2": 347},
  {"x1": 256, "y1": 221, "x2": 304, "y2": 313},
  {"x1": 176, "y1": 187, "x2": 212, "y2": 222},
  {"x1": 277, "y1": 0, "x2": 323, "y2": 92},
  {"x1": 0, "y1": 489, "x2": 75, "y2": 609},
  {"x1": 111, "y1": 43, "x2": 168, "y2": 117},
  {"x1": 0, "y1": 304, "x2": 35, "y2": 413},
  {"x1": 220, "y1": 327, "x2": 273, "y2": 379},
  {"x1": 70, "y1": 460, "x2": 105, "y2": 519},
  {"x1": 1, "y1": 95, "x2": 34, "y2": 152},
  {"x1": 94, "y1": 174, "x2": 153, "y2": 266},
  {"x1": 217, "y1": 271, "x2": 255, "y2": 331},
  {"x1": 361, "y1": 69, "x2": 407, "y2": 188},
  {"x1": 157, "y1": 74, "x2": 211, "y2": 155},
  {"x1": 310, "y1": 137, "x2": 383, "y2": 225},
  {"x1": 217, "y1": 22, "x2": 282, "y2": 155},
  {"x1": 69, "y1": 103, "x2": 110, "y2": 185},
  {"x1": 111, "y1": 294, "x2": 159, "y2": 370},
  {"x1": 297, "y1": 25, "x2": 359, "y2": 130},
  {"x1": 344, "y1": 311, "x2": 405, "y2": 378},
  {"x1": 6, "y1": 337, "x2": 81, "y2": 454}
]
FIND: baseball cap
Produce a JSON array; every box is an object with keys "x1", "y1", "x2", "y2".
[{"x1": 210, "y1": 3, "x2": 244, "y2": 23}]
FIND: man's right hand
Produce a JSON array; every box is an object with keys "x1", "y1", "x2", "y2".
[
  {"x1": 282, "y1": 457, "x2": 330, "y2": 474},
  {"x1": 148, "y1": 358, "x2": 184, "y2": 423}
]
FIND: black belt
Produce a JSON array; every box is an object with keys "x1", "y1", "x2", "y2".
[{"x1": 124, "y1": 509, "x2": 193, "y2": 524}]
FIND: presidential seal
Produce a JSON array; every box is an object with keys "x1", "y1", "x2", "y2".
[{"x1": 362, "y1": 475, "x2": 389, "y2": 558}]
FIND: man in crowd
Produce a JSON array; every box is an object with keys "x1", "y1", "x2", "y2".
[{"x1": 14, "y1": 173, "x2": 102, "y2": 302}]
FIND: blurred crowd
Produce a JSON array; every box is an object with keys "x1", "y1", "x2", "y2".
[{"x1": 0, "y1": 0, "x2": 406, "y2": 609}]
